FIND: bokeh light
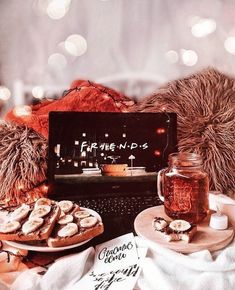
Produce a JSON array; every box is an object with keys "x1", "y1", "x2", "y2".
[
  {"x1": 191, "y1": 18, "x2": 216, "y2": 38},
  {"x1": 32, "y1": 86, "x2": 44, "y2": 99},
  {"x1": 224, "y1": 37, "x2": 235, "y2": 54},
  {"x1": 42, "y1": 185, "x2": 49, "y2": 193},
  {"x1": 154, "y1": 150, "x2": 161, "y2": 156},
  {"x1": 65, "y1": 34, "x2": 87, "y2": 56},
  {"x1": 13, "y1": 105, "x2": 32, "y2": 116},
  {"x1": 46, "y1": 0, "x2": 71, "y2": 20},
  {"x1": 181, "y1": 49, "x2": 198, "y2": 66},
  {"x1": 48, "y1": 53, "x2": 67, "y2": 69},
  {"x1": 156, "y1": 128, "x2": 166, "y2": 134},
  {"x1": 165, "y1": 50, "x2": 179, "y2": 63},
  {"x1": 0, "y1": 86, "x2": 11, "y2": 101}
]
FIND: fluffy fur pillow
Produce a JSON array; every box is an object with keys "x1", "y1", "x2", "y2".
[
  {"x1": 0, "y1": 122, "x2": 47, "y2": 205},
  {"x1": 133, "y1": 68, "x2": 235, "y2": 196}
]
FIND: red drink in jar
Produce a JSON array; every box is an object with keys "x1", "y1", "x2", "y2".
[{"x1": 157, "y1": 152, "x2": 209, "y2": 223}]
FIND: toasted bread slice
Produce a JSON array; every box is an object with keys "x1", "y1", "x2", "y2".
[
  {"x1": 0, "y1": 201, "x2": 61, "y2": 241},
  {"x1": 47, "y1": 222, "x2": 104, "y2": 247},
  {"x1": 47, "y1": 209, "x2": 104, "y2": 247}
]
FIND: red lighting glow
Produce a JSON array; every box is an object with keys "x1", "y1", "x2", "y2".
[
  {"x1": 43, "y1": 185, "x2": 49, "y2": 193},
  {"x1": 154, "y1": 150, "x2": 161, "y2": 156},
  {"x1": 156, "y1": 128, "x2": 166, "y2": 134}
]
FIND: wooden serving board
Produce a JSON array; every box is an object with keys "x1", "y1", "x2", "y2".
[{"x1": 134, "y1": 205, "x2": 234, "y2": 253}]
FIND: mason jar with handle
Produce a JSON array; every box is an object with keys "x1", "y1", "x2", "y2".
[{"x1": 157, "y1": 152, "x2": 209, "y2": 224}]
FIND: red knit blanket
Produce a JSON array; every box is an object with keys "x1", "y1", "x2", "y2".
[{"x1": 5, "y1": 80, "x2": 135, "y2": 138}]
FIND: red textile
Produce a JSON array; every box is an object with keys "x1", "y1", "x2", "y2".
[{"x1": 5, "y1": 80, "x2": 134, "y2": 139}]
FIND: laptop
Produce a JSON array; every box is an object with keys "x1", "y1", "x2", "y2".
[{"x1": 48, "y1": 112, "x2": 177, "y2": 240}]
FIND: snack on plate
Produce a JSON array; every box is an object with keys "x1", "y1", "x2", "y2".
[
  {"x1": 152, "y1": 217, "x2": 168, "y2": 232},
  {"x1": 47, "y1": 208, "x2": 104, "y2": 247},
  {"x1": 57, "y1": 200, "x2": 79, "y2": 214},
  {"x1": 153, "y1": 217, "x2": 197, "y2": 243},
  {"x1": 0, "y1": 198, "x2": 104, "y2": 247},
  {"x1": 0, "y1": 198, "x2": 61, "y2": 241}
]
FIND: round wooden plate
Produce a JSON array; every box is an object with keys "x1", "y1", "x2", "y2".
[{"x1": 134, "y1": 205, "x2": 234, "y2": 253}]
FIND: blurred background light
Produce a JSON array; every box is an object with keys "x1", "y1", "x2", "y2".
[
  {"x1": 0, "y1": 86, "x2": 11, "y2": 101},
  {"x1": 48, "y1": 53, "x2": 67, "y2": 69},
  {"x1": 1, "y1": 0, "x2": 235, "y2": 110},
  {"x1": 165, "y1": 50, "x2": 179, "y2": 63},
  {"x1": 224, "y1": 37, "x2": 235, "y2": 54},
  {"x1": 46, "y1": 0, "x2": 71, "y2": 20},
  {"x1": 181, "y1": 49, "x2": 198, "y2": 66},
  {"x1": 191, "y1": 18, "x2": 216, "y2": 38},
  {"x1": 64, "y1": 34, "x2": 87, "y2": 56},
  {"x1": 32, "y1": 86, "x2": 44, "y2": 99},
  {"x1": 13, "y1": 105, "x2": 32, "y2": 116}
]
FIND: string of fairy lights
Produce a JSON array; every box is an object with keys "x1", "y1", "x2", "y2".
[
  {"x1": 0, "y1": 240, "x2": 52, "y2": 271},
  {"x1": 1, "y1": 0, "x2": 235, "y2": 115}
]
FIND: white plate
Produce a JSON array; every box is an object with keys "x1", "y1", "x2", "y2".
[{"x1": 5, "y1": 207, "x2": 102, "y2": 252}]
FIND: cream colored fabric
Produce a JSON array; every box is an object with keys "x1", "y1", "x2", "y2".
[
  {"x1": 8, "y1": 236, "x2": 235, "y2": 290},
  {"x1": 135, "y1": 237, "x2": 235, "y2": 290},
  {"x1": 0, "y1": 242, "x2": 28, "y2": 290}
]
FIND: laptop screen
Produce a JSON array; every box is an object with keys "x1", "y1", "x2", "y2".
[{"x1": 48, "y1": 112, "x2": 177, "y2": 181}]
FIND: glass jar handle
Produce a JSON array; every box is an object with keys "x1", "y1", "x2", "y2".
[{"x1": 157, "y1": 168, "x2": 166, "y2": 202}]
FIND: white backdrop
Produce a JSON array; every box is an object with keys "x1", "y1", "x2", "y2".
[{"x1": 0, "y1": 0, "x2": 235, "y2": 106}]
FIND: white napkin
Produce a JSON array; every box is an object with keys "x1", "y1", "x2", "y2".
[{"x1": 11, "y1": 247, "x2": 95, "y2": 290}]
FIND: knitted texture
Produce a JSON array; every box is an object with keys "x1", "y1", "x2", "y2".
[{"x1": 5, "y1": 80, "x2": 134, "y2": 139}]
